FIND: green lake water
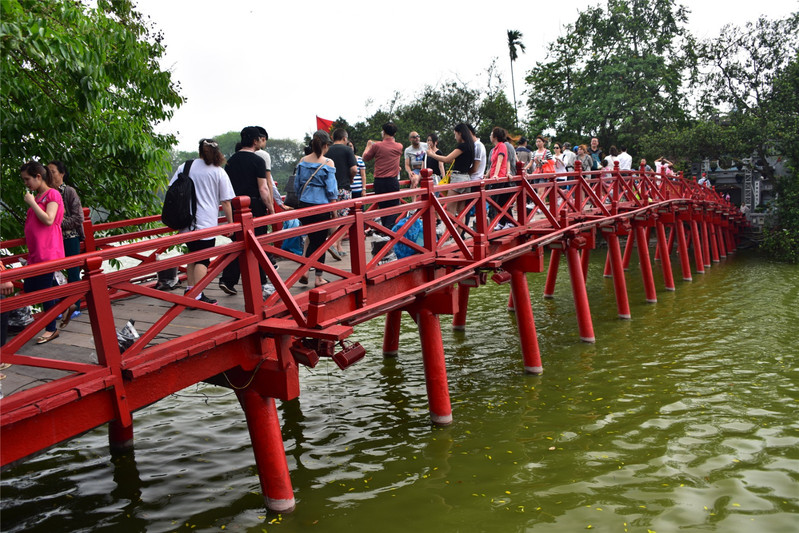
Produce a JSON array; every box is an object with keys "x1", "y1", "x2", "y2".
[{"x1": 1, "y1": 249, "x2": 798, "y2": 532}]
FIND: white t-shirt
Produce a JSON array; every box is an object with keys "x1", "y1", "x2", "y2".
[
  {"x1": 472, "y1": 139, "x2": 487, "y2": 179},
  {"x1": 562, "y1": 149, "x2": 577, "y2": 169},
  {"x1": 404, "y1": 143, "x2": 428, "y2": 171},
  {"x1": 171, "y1": 159, "x2": 235, "y2": 233},
  {"x1": 617, "y1": 151, "x2": 632, "y2": 170},
  {"x1": 255, "y1": 149, "x2": 272, "y2": 171}
]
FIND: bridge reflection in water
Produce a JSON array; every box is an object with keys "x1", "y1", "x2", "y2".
[{"x1": 0, "y1": 162, "x2": 745, "y2": 512}]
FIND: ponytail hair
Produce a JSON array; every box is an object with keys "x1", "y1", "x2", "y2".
[
  {"x1": 198, "y1": 138, "x2": 226, "y2": 167},
  {"x1": 311, "y1": 129, "x2": 332, "y2": 157}
]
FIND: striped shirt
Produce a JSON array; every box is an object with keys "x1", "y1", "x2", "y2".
[{"x1": 352, "y1": 156, "x2": 365, "y2": 193}]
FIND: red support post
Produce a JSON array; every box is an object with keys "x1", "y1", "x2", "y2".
[
  {"x1": 726, "y1": 227, "x2": 736, "y2": 254},
  {"x1": 656, "y1": 219, "x2": 675, "y2": 291},
  {"x1": 675, "y1": 220, "x2": 693, "y2": 281},
  {"x1": 382, "y1": 310, "x2": 402, "y2": 357},
  {"x1": 690, "y1": 219, "x2": 705, "y2": 275},
  {"x1": 565, "y1": 244, "x2": 595, "y2": 343},
  {"x1": 622, "y1": 231, "x2": 635, "y2": 271},
  {"x1": 510, "y1": 269, "x2": 543, "y2": 374},
  {"x1": 701, "y1": 218, "x2": 711, "y2": 269},
  {"x1": 709, "y1": 220, "x2": 720, "y2": 263},
  {"x1": 236, "y1": 388, "x2": 295, "y2": 513},
  {"x1": 453, "y1": 284, "x2": 470, "y2": 331},
  {"x1": 604, "y1": 230, "x2": 631, "y2": 319},
  {"x1": 580, "y1": 247, "x2": 591, "y2": 283},
  {"x1": 603, "y1": 248, "x2": 612, "y2": 278},
  {"x1": 507, "y1": 291, "x2": 515, "y2": 311},
  {"x1": 416, "y1": 307, "x2": 453, "y2": 425},
  {"x1": 717, "y1": 225, "x2": 727, "y2": 259},
  {"x1": 109, "y1": 420, "x2": 134, "y2": 455},
  {"x1": 543, "y1": 247, "x2": 561, "y2": 298},
  {"x1": 635, "y1": 223, "x2": 657, "y2": 303}
]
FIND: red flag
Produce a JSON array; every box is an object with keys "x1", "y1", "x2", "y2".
[{"x1": 316, "y1": 115, "x2": 334, "y2": 132}]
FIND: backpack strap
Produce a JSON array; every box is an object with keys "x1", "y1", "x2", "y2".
[{"x1": 183, "y1": 159, "x2": 197, "y2": 229}]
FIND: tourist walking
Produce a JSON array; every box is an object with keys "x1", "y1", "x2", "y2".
[
  {"x1": 171, "y1": 139, "x2": 235, "y2": 305},
  {"x1": 295, "y1": 130, "x2": 339, "y2": 287}
]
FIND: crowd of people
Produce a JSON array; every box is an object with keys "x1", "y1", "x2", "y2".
[{"x1": 5, "y1": 124, "x2": 687, "y2": 349}]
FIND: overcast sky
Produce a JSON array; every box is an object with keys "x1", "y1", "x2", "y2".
[{"x1": 132, "y1": 0, "x2": 799, "y2": 151}]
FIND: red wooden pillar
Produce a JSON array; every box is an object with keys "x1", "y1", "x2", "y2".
[
  {"x1": 236, "y1": 388, "x2": 295, "y2": 513},
  {"x1": 690, "y1": 218, "x2": 705, "y2": 275},
  {"x1": 543, "y1": 247, "x2": 561, "y2": 299},
  {"x1": 717, "y1": 224, "x2": 727, "y2": 259},
  {"x1": 709, "y1": 220, "x2": 720, "y2": 263},
  {"x1": 675, "y1": 220, "x2": 692, "y2": 281},
  {"x1": 622, "y1": 231, "x2": 635, "y2": 271},
  {"x1": 725, "y1": 226, "x2": 736, "y2": 254},
  {"x1": 565, "y1": 243, "x2": 595, "y2": 342},
  {"x1": 603, "y1": 229, "x2": 631, "y2": 319},
  {"x1": 580, "y1": 247, "x2": 591, "y2": 282},
  {"x1": 635, "y1": 223, "x2": 657, "y2": 303},
  {"x1": 701, "y1": 217, "x2": 711, "y2": 269},
  {"x1": 109, "y1": 421, "x2": 134, "y2": 454},
  {"x1": 507, "y1": 292, "x2": 515, "y2": 311},
  {"x1": 510, "y1": 269, "x2": 543, "y2": 374},
  {"x1": 453, "y1": 284, "x2": 470, "y2": 331},
  {"x1": 382, "y1": 310, "x2": 402, "y2": 357},
  {"x1": 416, "y1": 307, "x2": 453, "y2": 425},
  {"x1": 656, "y1": 219, "x2": 675, "y2": 291},
  {"x1": 603, "y1": 249, "x2": 612, "y2": 278}
]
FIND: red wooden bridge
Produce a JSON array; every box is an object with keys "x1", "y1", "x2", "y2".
[{"x1": 0, "y1": 163, "x2": 745, "y2": 512}]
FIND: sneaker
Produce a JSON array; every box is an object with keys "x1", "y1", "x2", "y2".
[
  {"x1": 378, "y1": 251, "x2": 397, "y2": 265},
  {"x1": 328, "y1": 248, "x2": 342, "y2": 261},
  {"x1": 218, "y1": 280, "x2": 237, "y2": 295},
  {"x1": 494, "y1": 224, "x2": 504, "y2": 231},
  {"x1": 435, "y1": 224, "x2": 445, "y2": 237},
  {"x1": 262, "y1": 282, "x2": 276, "y2": 299},
  {"x1": 503, "y1": 222, "x2": 515, "y2": 230},
  {"x1": 197, "y1": 293, "x2": 217, "y2": 305}
]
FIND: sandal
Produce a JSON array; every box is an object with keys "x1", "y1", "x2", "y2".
[
  {"x1": 299, "y1": 275, "x2": 309, "y2": 285},
  {"x1": 314, "y1": 278, "x2": 329, "y2": 288},
  {"x1": 59, "y1": 304, "x2": 78, "y2": 328},
  {"x1": 0, "y1": 363, "x2": 11, "y2": 371},
  {"x1": 36, "y1": 330, "x2": 59, "y2": 344}
]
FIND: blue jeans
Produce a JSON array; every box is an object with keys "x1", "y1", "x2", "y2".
[{"x1": 24, "y1": 272, "x2": 56, "y2": 333}]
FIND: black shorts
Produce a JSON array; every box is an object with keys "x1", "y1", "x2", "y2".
[{"x1": 186, "y1": 237, "x2": 215, "y2": 267}]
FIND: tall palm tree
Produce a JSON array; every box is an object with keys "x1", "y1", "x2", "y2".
[{"x1": 507, "y1": 29, "x2": 526, "y2": 128}]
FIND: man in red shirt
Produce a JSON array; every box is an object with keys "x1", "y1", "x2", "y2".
[{"x1": 362, "y1": 122, "x2": 403, "y2": 230}]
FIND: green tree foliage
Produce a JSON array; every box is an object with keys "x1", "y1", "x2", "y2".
[
  {"x1": 0, "y1": 0, "x2": 183, "y2": 238},
  {"x1": 696, "y1": 14, "x2": 799, "y2": 180},
  {"x1": 524, "y1": 0, "x2": 696, "y2": 152}
]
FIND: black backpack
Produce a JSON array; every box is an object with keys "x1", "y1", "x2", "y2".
[{"x1": 161, "y1": 159, "x2": 196, "y2": 230}]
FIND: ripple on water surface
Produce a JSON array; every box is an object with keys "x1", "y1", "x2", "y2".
[{"x1": 1, "y1": 251, "x2": 798, "y2": 532}]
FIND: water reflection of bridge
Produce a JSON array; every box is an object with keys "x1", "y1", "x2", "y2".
[{"x1": 0, "y1": 163, "x2": 744, "y2": 512}]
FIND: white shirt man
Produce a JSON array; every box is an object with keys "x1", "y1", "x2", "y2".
[
  {"x1": 404, "y1": 131, "x2": 428, "y2": 188},
  {"x1": 617, "y1": 146, "x2": 633, "y2": 170}
]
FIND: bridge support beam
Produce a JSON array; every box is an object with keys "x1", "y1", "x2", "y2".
[
  {"x1": 108, "y1": 420, "x2": 134, "y2": 455},
  {"x1": 453, "y1": 284, "x2": 470, "y2": 330},
  {"x1": 717, "y1": 225, "x2": 727, "y2": 259},
  {"x1": 701, "y1": 218, "x2": 712, "y2": 269},
  {"x1": 415, "y1": 307, "x2": 453, "y2": 425},
  {"x1": 635, "y1": 223, "x2": 658, "y2": 303},
  {"x1": 675, "y1": 220, "x2": 692, "y2": 281},
  {"x1": 565, "y1": 244, "x2": 595, "y2": 343},
  {"x1": 709, "y1": 221, "x2": 720, "y2": 262},
  {"x1": 382, "y1": 310, "x2": 402, "y2": 357},
  {"x1": 509, "y1": 269, "x2": 543, "y2": 374},
  {"x1": 655, "y1": 219, "x2": 675, "y2": 291},
  {"x1": 603, "y1": 230, "x2": 631, "y2": 319},
  {"x1": 236, "y1": 388, "x2": 295, "y2": 513},
  {"x1": 690, "y1": 219, "x2": 705, "y2": 275},
  {"x1": 543, "y1": 247, "x2": 561, "y2": 299},
  {"x1": 622, "y1": 231, "x2": 635, "y2": 271}
]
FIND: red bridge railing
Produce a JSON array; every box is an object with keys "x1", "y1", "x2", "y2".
[{"x1": 0, "y1": 162, "x2": 745, "y2": 512}]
